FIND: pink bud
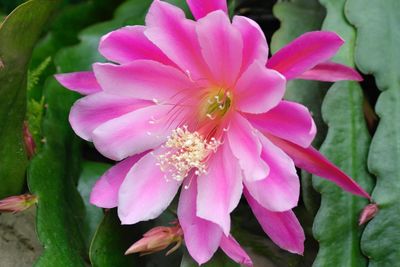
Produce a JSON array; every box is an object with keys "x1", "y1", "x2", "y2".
[
  {"x1": 0, "y1": 194, "x2": 38, "y2": 213},
  {"x1": 359, "y1": 203, "x2": 379, "y2": 225},
  {"x1": 23, "y1": 121, "x2": 36, "y2": 159},
  {"x1": 125, "y1": 222, "x2": 183, "y2": 256}
]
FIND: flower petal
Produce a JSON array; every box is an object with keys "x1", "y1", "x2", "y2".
[
  {"x1": 118, "y1": 151, "x2": 181, "y2": 224},
  {"x1": 232, "y1": 15, "x2": 269, "y2": 72},
  {"x1": 69, "y1": 92, "x2": 150, "y2": 141},
  {"x1": 55, "y1": 71, "x2": 101, "y2": 95},
  {"x1": 145, "y1": 0, "x2": 210, "y2": 81},
  {"x1": 186, "y1": 0, "x2": 228, "y2": 20},
  {"x1": 98, "y1": 25, "x2": 175, "y2": 66},
  {"x1": 93, "y1": 61, "x2": 193, "y2": 101},
  {"x1": 246, "y1": 100, "x2": 316, "y2": 148},
  {"x1": 227, "y1": 113, "x2": 269, "y2": 181},
  {"x1": 244, "y1": 189, "x2": 305, "y2": 254},
  {"x1": 90, "y1": 153, "x2": 146, "y2": 208},
  {"x1": 196, "y1": 10, "x2": 243, "y2": 87},
  {"x1": 235, "y1": 61, "x2": 286, "y2": 114},
  {"x1": 92, "y1": 105, "x2": 181, "y2": 161},
  {"x1": 298, "y1": 61, "x2": 363, "y2": 82},
  {"x1": 244, "y1": 134, "x2": 299, "y2": 212},
  {"x1": 220, "y1": 235, "x2": 253, "y2": 267},
  {"x1": 197, "y1": 142, "x2": 243, "y2": 235},
  {"x1": 178, "y1": 178, "x2": 222, "y2": 265},
  {"x1": 269, "y1": 135, "x2": 371, "y2": 198},
  {"x1": 267, "y1": 31, "x2": 344, "y2": 80}
]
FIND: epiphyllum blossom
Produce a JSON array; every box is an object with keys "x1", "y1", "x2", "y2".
[{"x1": 55, "y1": 0, "x2": 370, "y2": 265}]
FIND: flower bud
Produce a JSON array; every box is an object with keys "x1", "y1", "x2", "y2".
[
  {"x1": 23, "y1": 121, "x2": 36, "y2": 159},
  {"x1": 125, "y1": 222, "x2": 183, "y2": 256},
  {"x1": 0, "y1": 194, "x2": 38, "y2": 213},
  {"x1": 359, "y1": 203, "x2": 379, "y2": 225}
]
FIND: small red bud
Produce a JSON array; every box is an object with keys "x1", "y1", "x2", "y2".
[
  {"x1": 359, "y1": 203, "x2": 379, "y2": 225},
  {"x1": 0, "y1": 194, "x2": 38, "y2": 213},
  {"x1": 125, "y1": 221, "x2": 183, "y2": 256},
  {"x1": 23, "y1": 121, "x2": 36, "y2": 158}
]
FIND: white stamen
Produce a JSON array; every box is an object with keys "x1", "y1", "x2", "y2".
[
  {"x1": 206, "y1": 113, "x2": 216, "y2": 120},
  {"x1": 156, "y1": 126, "x2": 220, "y2": 181}
]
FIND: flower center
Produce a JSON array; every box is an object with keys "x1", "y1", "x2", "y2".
[
  {"x1": 156, "y1": 126, "x2": 219, "y2": 181},
  {"x1": 200, "y1": 89, "x2": 232, "y2": 121}
]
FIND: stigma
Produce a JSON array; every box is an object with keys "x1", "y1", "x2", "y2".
[{"x1": 156, "y1": 126, "x2": 220, "y2": 181}]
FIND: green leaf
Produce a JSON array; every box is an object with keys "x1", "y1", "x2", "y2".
[
  {"x1": 89, "y1": 209, "x2": 139, "y2": 267},
  {"x1": 28, "y1": 77, "x2": 87, "y2": 266},
  {"x1": 270, "y1": 0, "x2": 327, "y2": 219},
  {"x1": 29, "y1": 0, "x2": 125, "y2": 105},
  {"x1": 78, "y1": 161, "x2": 110, "y2": 249},
  {"x1": 346, "y1": 1, "x2": 400, "y2": 266},
  {"x1": 180, "y1": 249, "x2": 239, "y2": 267},
  {"x1": 311, "y1": 0, "x2": 374, "y2": 266},
  {"x1": 0, "y1": 0, "x2": 59, "y2": 199},
  {"x1": 31, "y1": 0, "x2": 124, "y2": 70},
  {"x1": 27, "y1": 0, "x2": 144, "y2": 263}
]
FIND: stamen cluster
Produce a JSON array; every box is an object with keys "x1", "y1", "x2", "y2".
[{"x1": 156, "y1": 126, "x2": 219, "y2": 181}]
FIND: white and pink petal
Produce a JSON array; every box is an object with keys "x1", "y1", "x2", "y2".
[
  {"x1": 235, "y1": 61, "x2": 286, "y2": 114},
  {"x1": 196, "y1": 10, "x2": 243, "y2": 88},
  {"x1": 267, "y1": 31, "x2": 344, "y2": 80},
  {"x1": 227, "y1": 113, "x2": 269, "y2": 182},
  {"x1": 55, "y1": 71, "x2": 101, "y2": 95},
  {"x1": 220, "y1": 235, "x2": 253, "y2": 267},
  {"x1": 90, "y1": 153, "x2": 146, "y2": 208},
  {"x1": 232, "y1": 15, "x2": 269, "y2": 72},
  {"x1": 118, "y1": 151, "x2": 181, "y2": 224},
  {"x1": 178, "y1": 178, "x2": 223, "y2": 265},
  {"x1": 92, "y1": 105, "x2": 184, "y2": 161},
  {"x1": 246, "y1": 100, "x2": 316, "y2": 148},
  {"x1": 245, "y1": 189, "x2": 305, "y2": 254},
  {"x1": 197, "y1": 142, "x2": 243, "y2": 235},
  {"x1": 69, "y1": 92, "x2": 150, "y2": 141},
  {"x1": 99, "y1": 25, "x2": 175, "y2": 66},
  {"x1": 269, "y1": 135, "x2": 370, "y2": 198},
  {"x1": 186, "y1": 0, "x2": 228, "y2": 20},
  {"x1": 298, "y1": 61, "x2": 363, "y2": 82},
  {"x1": 145, "y1": 0, "x2": 210, "y2": 81},
  {"x1": 93, "y1": 61, "x2": 193, "y2": 101},
  {"x1": 244, "y1": 134, "x2": 300, "y2": 212}
]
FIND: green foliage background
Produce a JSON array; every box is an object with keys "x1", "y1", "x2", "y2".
[{"x1": 0, "y1": 0, "x2": 398, "y2": 266}]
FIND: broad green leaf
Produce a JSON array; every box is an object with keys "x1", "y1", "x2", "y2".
[
  {"x1": 346, "y1": 1, "x2": 400, "y2": 266},
  {"x1": 90, "y1": 209, "x2": 139, "y2": 267},
  {"x1": 311, "y1": 0, "x2": 374, "y2": 266},
  {"x1": 28, "y1": 77, "x2": 87, "y2": 266},
  {"x1": 180, "y1": 249, "x2": 239, "y2": 267},
  {"x1": 270, "y1": 0, "x2": 328, "y2": 215},
  {"x1": 27, "y1": 0, "x2": 145, "y2": 263},
  {"x1": 78, "y1": 161, "x2": 110, "y2": 248},
  {"x1": 29, "y1": 0, "x2": 124, "y2": 105},
  {"x1": 0, "y1": 0, "x2": 59, "y2": 199}
]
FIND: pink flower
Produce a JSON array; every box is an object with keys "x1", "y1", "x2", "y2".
[{"x1": 55, "y1": 0, "x2": 369, "y2": 265}]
